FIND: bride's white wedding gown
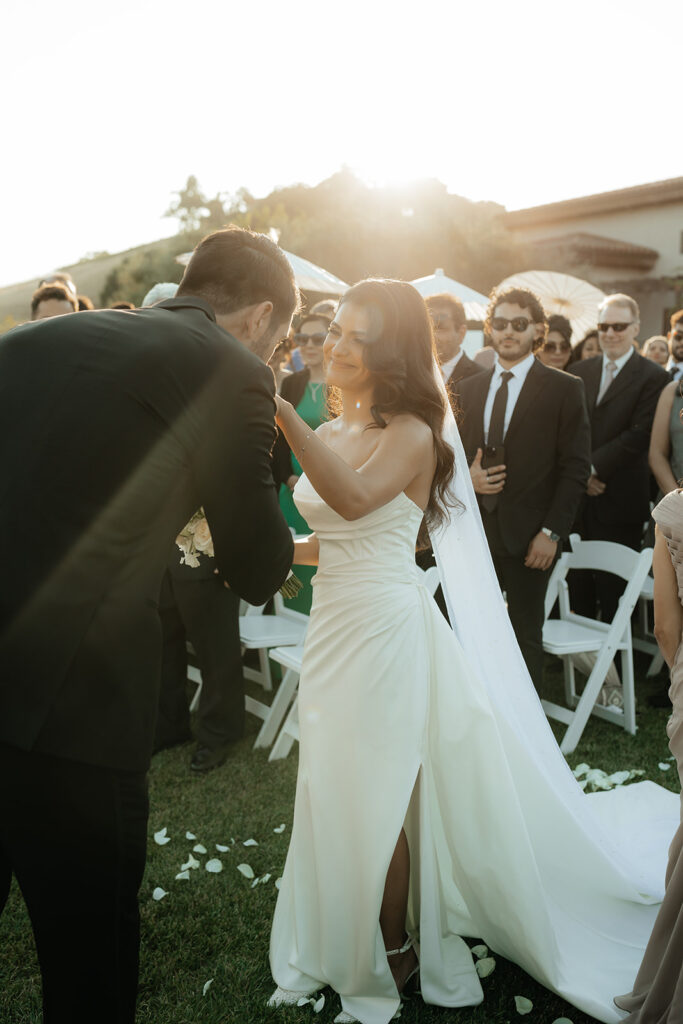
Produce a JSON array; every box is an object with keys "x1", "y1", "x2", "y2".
[{"x1": 269, "y1": 474, "x2": 679, "y2": 1024}]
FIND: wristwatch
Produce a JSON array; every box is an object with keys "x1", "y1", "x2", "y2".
[{"x1": 541, "y1": 527, "x2": 561, "y2": 543}]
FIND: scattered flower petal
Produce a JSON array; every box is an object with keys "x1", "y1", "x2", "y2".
[
  {"x1": 202, "y1": 979, "x2": 214, "y2": 996},
  {"x1": 193, "y1": 843, "x2": 207, "y2": 854},
  {"x1": 216, "y1": 844, "x2": 230, "y2": 852},
  {"x1": 275, "y1": 877, "x2": 282, "y2": 889},
  {"x1": 659, "y1": 763, "x2": 672, "y2": 771},
  {"x1": 185, "y1": 831, "x2": 197, "y2": 840},
  {"x1": 471, "y1": 944, "x2": 488, "y2": 959},
  {"x1": 237, "y1": 863, "x2": 255, "y2": 879},
  {"x1": 206, "y1": 858, "x2": 223, "y2": 873},
  {"x1": 273, "y1": 824, "x2": 286, "y2": 834},
  {"x1": 515, "y1": 996, "x2": 533, "y2": 1015},
  {"x1": 175, "y1": 870, "x2": 191, "y2": 881},
  {"x1": 251, "y1": 878, "x2": 260, "y2": 888},
  {"x1": 313, "y1": 994, "x2": 325, "y2": 1013},
  {"x1": 572, "y1": 763, "x2": 590, "y2": 778},
  {"x1": 181, "y1": 854, "x2": 200, "y2": 871},
  {"x1": 243, "y1": 839, "x2": 259, "y2": 847},
  {"x1": 297, "y1": 997, "x2": 311, "y2": 1007},
  {"x1": 606, "y1": 771, "x2": 631, "y2": 786},
  {"x1": 154, "y1": 827, "x2": 171, "y2": 845},
  {"x1": 260, "y1": 873, "x2": 272, "y2": 884},
  {"x1": 551, "y1": 1019, "x2": 574, "y2": 1024},
  {"x1": 475, "y1": 957, "x2": 496, "y2": 978},
  {"x1": 152, "y1": 887, "x2": 168, "y2": 901}
]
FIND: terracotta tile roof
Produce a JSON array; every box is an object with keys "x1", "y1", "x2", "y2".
[
  {"x1": 532, "y1": 228, "x2": 659, "y2": 268},
  {"x1": 505, "y1": 177, "x2": 683, "y2": 226}
]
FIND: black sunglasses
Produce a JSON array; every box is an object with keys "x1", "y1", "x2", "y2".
[
  {"x1": 543, "y1": 341, "x2": 571, "y2": 353},
  {"x1": 294, "y1": 332, "x2": 326, "y2": 347},
  {"x1": 597, "y1": 322, "x2": 633, "y2": 333},
  {"x1": 491, "y1": 316, "x2": 534, "y2": 333}
]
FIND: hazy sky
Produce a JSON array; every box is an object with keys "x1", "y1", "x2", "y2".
[{"x1": 3, "y1": 0, "x2": 680, "y2": 289}]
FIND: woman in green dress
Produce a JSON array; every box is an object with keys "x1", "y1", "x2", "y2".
[{"x1": 272, "y1": 314, "x2": 330, "y2": 613}]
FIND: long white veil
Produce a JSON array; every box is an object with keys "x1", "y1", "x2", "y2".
[{"x1": 429, "y1": 372, "x2": 677, "y2": 903}]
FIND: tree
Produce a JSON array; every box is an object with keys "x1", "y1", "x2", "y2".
[
  {"x1": 164, "y1": 175, "x2": 210, "y2": 233},
  {"x1": 100, "y1": 239, "x2": 186, "y2": 308}
]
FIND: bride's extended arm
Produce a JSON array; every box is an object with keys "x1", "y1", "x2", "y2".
[
  {"x1": 294, "y1": 534, "x2": 319, "y2": 566},
  {"x1": 276, "y1": 398, "x2": 432, "y2": 520}
]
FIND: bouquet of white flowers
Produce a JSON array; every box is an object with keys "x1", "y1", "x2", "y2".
[{"x1": 175, "y1": 509, "x2": 302, "y2": 598}]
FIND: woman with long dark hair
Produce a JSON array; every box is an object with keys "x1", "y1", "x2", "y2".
[{"x1": 266, "y1": 279, "x2": 677, "y2": 1024}]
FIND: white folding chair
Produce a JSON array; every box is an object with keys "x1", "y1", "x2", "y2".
[
  {"x1": 239, "y1": 592, "x2": 308, "y2": 692},
  {"x1": 267, "y1": 566, "x2": 442, "y2": 761},
  {"x1": 541, "y1": 538, "x2": 653, "y2": 754}
]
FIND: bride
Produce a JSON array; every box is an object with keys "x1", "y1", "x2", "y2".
[{"x1": 268, "y1": 279, "x2": 677, "y2": 1024}]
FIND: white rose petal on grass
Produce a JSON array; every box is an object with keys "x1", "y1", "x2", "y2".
[
  {"x1": 659, "y1": 763, "x2": 672, "y2": 771},
  {"x1": 607, "y1": 771, "x2": 631, "y2": 786},
  {"x1": 273, "y1": 824, "x2": 286, "y2": 834},
  {"x1": 154, "y1": 827, "x2": 171, "y2": 845},
  {"x1": 260, "y1": 873, "x2": 272, "y2": 884},
  {"x1": 243, "y1": 839, "x2": 259, "y2": 847},
  {"x1": 205, "y1": 859, "x2": 223, "y2": 873},
  {"x1": 313, "y1": 994, "x2": 325, "y2": 1013},
  {"x1": 181, "y1": 854, "x2": 200, "y2": 871},
  {"x1": 152, "y1": 887, "x2": 168, "y2": 901},
  {"x1": 572, "y1": 763, "x2": 590, "y2": 778},
  {"x1": 275, "y1": 877, "x2": 283, "y2": 890},
  {"x1": 185, "y1": 831, "x2": 197, "y2": 840},
  {"x1": 470, "y1": 944, "x2": 488, "y2": 959},
  {"x1": 202, "y1": 978, "x2": 214, "y2": 996},
  {"x1": 175, "y1": 870, "x2": 191, "y2": 881},
  {"x1": 216, "y1": 844, "x2": 230, "y2": 852},
  {"x1": 193, "y1": 843, "x2": 208, "y2": 854},
  {"x1": 475, "y1": 957, "x2": 496, "y2": 978},
  {"x1": 551, "y1": 1019, "x2": 574, "y2": 1024},
  {"x1": 237, "y1": 863, "x2": 255, "y2": 879},
  {"x1": 515, "y1": 996, "x2": 533, "y2": 1015},
  {"x1": 297, "y1": 997, "x2": 311, "y2": 1007}
]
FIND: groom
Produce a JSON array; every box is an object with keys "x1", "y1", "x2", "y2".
[{"x1": 0, "y1": 227, "x2": 297, "y2": 1023}]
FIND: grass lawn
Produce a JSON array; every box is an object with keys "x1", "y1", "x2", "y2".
[{"x1": 0, "y1": 655, "x2": 679, "y2": 1024}]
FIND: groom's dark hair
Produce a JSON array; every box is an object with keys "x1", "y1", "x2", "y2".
[{"x1": 177, "y1": 226, "x2": 300, "y2": 323}]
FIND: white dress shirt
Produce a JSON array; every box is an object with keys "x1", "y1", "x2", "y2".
[
  {"x1": 598, "y1": 345, "x2": 634, "y2": 396},
  {"x1": 483, "y1": 352, "x2": 536, "y2": 443},
  {"x1": 440, "y1": 349, "x2": 463, "y2": 382}
]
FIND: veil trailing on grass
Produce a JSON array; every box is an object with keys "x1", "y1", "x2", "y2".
[{"x1": 428, "y1": 367, "x2": 678, "y2": 1021}]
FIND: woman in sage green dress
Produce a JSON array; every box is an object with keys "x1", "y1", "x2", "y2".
[
  {"x1": 272, "y1": 314, "x2": 330, "y2": 613},
  {"x1": 649, "y1": 380, "x2": 683, "y2": 496}
]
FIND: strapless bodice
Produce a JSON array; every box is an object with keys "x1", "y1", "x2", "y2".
[{"x1": 293, "y1": 473, "x2": 424, "y2": 584}]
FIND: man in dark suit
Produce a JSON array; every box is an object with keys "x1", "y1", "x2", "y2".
[
  {"x1": 572, "y1": 293, "x2": 669, "y2": 620},
  {"x1": 666, "y1": 308, "x2": 683, "y2": 381},
  {"x1": 0, "y1": 227, "x2": 297, "y2": 1023},
  {"x1": 426, "y1": 292, "x2": 483, "y2": 409},
  {"x1": 458, "y1": 287, "x2": 591, "y2": 689}
]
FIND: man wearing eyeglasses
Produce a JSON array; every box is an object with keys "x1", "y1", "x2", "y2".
[
  {"x1": 572, "y1": 293, "x2": 668, "y2": 620},
  {"x1": 458, "y1": 287, "x2": 591, "y2": 690},
  {"x1": 667, "y1": 309, "x2": 683, "y2": 381}
]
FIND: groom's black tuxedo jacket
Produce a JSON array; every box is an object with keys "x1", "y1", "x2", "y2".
[
  {"x1": 457, "y1": 359, "x2": 591, "y2": 557},
  {"x1": 0, "y1": 297, "x2": 293, "y2": 771},
  {"x1": 571, "y1": 352, "x2": 668, "y2": 526}
]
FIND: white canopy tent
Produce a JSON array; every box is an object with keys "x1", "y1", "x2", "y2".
[{"x1": 496, "y1": 270, "x2": 605, "y2": 343}]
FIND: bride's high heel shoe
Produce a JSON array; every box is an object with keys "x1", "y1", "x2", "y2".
[
  {"x1": 333, "y1": 935, "x2": 419, "y2": 1023},
  {"x1": 267, "y1": 985, "x2": 320, "y2": 1007}
]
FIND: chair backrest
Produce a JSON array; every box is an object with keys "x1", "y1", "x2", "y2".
[
  {"x1": 562, "y1": 539, "x2": 646, "y2": 583},
  {"x1": 273, "y1": 591, "x2": 310, "y2": 625}
]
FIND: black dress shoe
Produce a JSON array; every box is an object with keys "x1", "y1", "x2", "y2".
[{"x1": 190, "y1": 743, "x2": 231, "y2": 773}]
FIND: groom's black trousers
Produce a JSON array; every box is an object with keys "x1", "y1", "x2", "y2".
[{"x1": 0, "y1": 742, "x2": 147, "y2": 1023}]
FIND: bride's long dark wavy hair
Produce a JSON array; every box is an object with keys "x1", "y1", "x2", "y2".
[{"x1": 331, "y1": 279, "x2": 457, "y2": 540}]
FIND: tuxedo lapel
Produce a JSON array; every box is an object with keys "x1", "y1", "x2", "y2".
[
  {"x1": 461, "y1": 368, "x2": 493, "y2": 448},
  {"x1": 504, "y1": 360, "x2": 546, "y2": 443},
  {"x1": 581, "y1": 359, "x2": 602, "y2": 413}
]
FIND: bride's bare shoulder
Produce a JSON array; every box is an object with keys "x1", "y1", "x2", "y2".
[{"x1": 384, "y1": 413, "x2": 433, "y2": 447}]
